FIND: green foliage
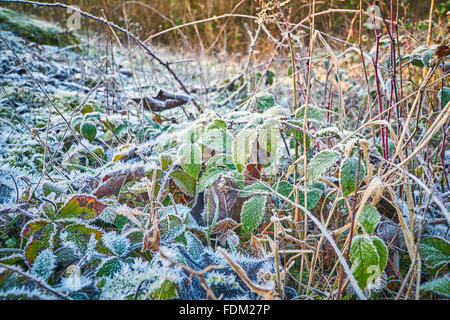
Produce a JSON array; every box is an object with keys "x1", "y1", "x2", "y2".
[
  {"x1": 197, "y1": 167, "x2": 228, "y2": 192},
  {"x1": 81, "y1": 121, "x2": 97, "y2": 143},
  {"x1": 421, "y1": 275, "x2": 450, "y2": 297},
  {"x1": 0, "y1": 8, "x2": 79, "y2": 47},
  {"x1": 295, "y1": 104, "x2": 326, "y2": 123},
  {"x1": 240, "y1": 195, "x2": 267, "y2": 233},
  {"x1": 307, "y1": 150, "x2": 340, "y2": 184},
  {"x1": 340, "y1": 157, "x2": 365, "y2": 197},
  {"x1": 179, "y1": 142, "x2": 202, "y2": 178},
  {"x1": 358, "y1": 204, "x2": 380, "y2": 234},
  {"x1": 256, "y1": 93, "x2": 275, "y2": 112},
  {"x1": 350, "y1": 235, "x2": 387, "y2": 290},
  {"x1": 170, "y1": 170, "x2": 197, "y2": 196},
  {"x1": 420, "y1": 237, "x2": 450, "y2": 269},
  {"x1": 201, "y1": 128, "x2": 233, "y2": 153},
  {"x1": 56, "y1": 195, "x2": 106, "y2": 220}
]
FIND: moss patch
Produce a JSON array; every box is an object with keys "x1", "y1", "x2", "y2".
[{"x1": 0, "y1": 7, "x2": 79, "y2": 47}]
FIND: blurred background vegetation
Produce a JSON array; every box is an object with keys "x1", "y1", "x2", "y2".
[{"x1": 2, "y1": 0, "x2": 448, "y2": 58}]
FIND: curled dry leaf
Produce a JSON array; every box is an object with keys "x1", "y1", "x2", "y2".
[
  {"x1": 203, "y1": 174, "x2": 245, "y2": 230},
  {"x1": 94, "y1": 166, "x2": 145, "y2": 198},
  {"x1": 142, "y1": 226, "x2": 161, "y2": 252},
  {"x1": 243, "y1": 162, "x2": 263, "y2": 187},
  {"x1": 250, "y1": 234, "x2": 265, "y2": 258},
  {"x1": 218, "y1": 229, "x2": 240, "y2": 247}
]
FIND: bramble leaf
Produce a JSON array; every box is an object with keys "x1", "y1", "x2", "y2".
[
  {"x1": 56, "y1": 195, "x2": 106, "y2": 221},
  {"x1": 307, "y1": 150, "x2": 340, "y2": 184},
  {"x1": 340, "y1": 157, "x2": 365, "y2": 197},
  {"x1": 358, "y1": 203, "x2": 380, "y2": 234},
  {"x1": 420, "y1": 237, "x2": 450, "y2": 269},
  {"x1": 241, "y1": 194, "x2": 267, "y2": 233}
]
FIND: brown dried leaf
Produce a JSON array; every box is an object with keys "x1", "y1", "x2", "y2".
[
  {"x1": 94, "y1": 166, "x2": 145, "y2": 198},
  {"x1": 203, "y1": 175, "x2": 245, "y2": 227},
  {"x1": 243, "y1": 162, "x2": 262, "y2": 187},
  {"x1": 142, "y1": 227, "x2": 160, "y2": 252}
]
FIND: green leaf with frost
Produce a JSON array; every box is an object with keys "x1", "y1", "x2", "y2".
[
  {"x1": 61, "y1": 223, "x2": 106, "y2": 255},
  {"x1": 420, "y1": 237, "x2": 450, "y2": 269},
  {"x1": 149, "y1": 279, "x2": 178, "y2": 300},
  {"x1": 307, "y1": 150, "x2": 340, "y2": 184},
  {"x1": 159, "y1": 214, "x2": 186, "y2": 242},
  {"x1": 56, "y1": 195, "x2": 107, "y2": 221},
  {"x1": 256, "y1": 93, "x2": 275, "y2": 111},
  {"x1": 262, "y1": 106, "x2": 290, "y2": 119},
  {"x1": 297, "y1": 188, "x2": 323, "y2": 210},
  {"x1": 371, "y1": 236, "x2": 388, "y2": 274},
  {"x1": 241, "y1": 195, "x2": 267, "y2": 233},
  {"x1": 350, "y1": 235, "x2": 382, "y2": 290},
  {"x1": 207, "y1": 119, "x2": 227, "y2": 131},
  {"x1": 179, "y1": 143, "x2": 202, "y2": 178},
  {"x1": 295, "y1": 104, "x2": 326, "y2": 123},
  {"x1": 340, "y1": 157, "x2": 365, "y2": 197},
  {"x1": 96, "y1": 257, "x2": 122, "y2": 278},
  {"x1": 170, "y1": 170, "x2": 196, "y2": 196},
  {"x1": 258, "y1": 119, "x2": 280, "y2": 154},
  {"x1": 197, "y1": 167, "x2": 228, "y2": 192},
  {"x1": 201, "y1": 128, "x2": 233, "y2": 152},
  {"x1": 421, "y1": 275, "x2": 450, "y2": 297},
  {"x1": 232, "y1": 128, "x2": 257, "y2": 172},
  {"x1": 358, "y1": 203, "x2": 380, "y2": 234},
  {"x1": 24, "y1": 222, "x2": 55, "y2": 266}
]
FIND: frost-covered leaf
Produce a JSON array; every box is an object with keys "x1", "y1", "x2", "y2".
[
  {"x1": 262, "y1": 106, "x2": 290, "y2": 119},
  {"x1": 31, "y1": 249, "x2": 56, "y2": 280},
  {"x1": 297, "y1": 188, "x2": 323, "y2": 210},
  {"x1": 60, "y1": 223, "x2": 106, "y2": 255},
  {"x1": 102, "y1": 232, "x2": 131, "y2": 257},
  {"x1": 207, "y1": 119, "x2": 227, "y2": 131},
  {"x1": 179, "y1": 142, "x2": 202, "y2": 178},
  {"x1": 55, "y1": 246, "x2": 79, "y2": 264},
  {"x1": 258, "y1": 119, "x2": 280, "y2": 154},
  {"x1": 80, "y1": 121, "x2": 97, "y2": 142},
  {"x1": 256, "y1": 93, "x2": 275, "y2": 111},
  {"x1": 232, "y1": 128, "x2": 257, "y2": 173},
  {"x1": 185, "y1": 231, "x2": 204, "y2": 261},
  {"x1": 274, "y1": 181, "x2": 295, "y2": 202},
  {"x1": 371, "y1": 236, "x2": 388, "y2": 275},
  {"x1": 201, "y1": 128, "x2": 233, "y2": 152},
  {"x1": 22, "y1": 219, "x2": 49, "y2": 239},
  {"x1": 421, "y1": 275, "x2": 450, "y2": 297},
  {"x1": 420, "y1": 237, "x2": 450, "y2": 269},
  {"x1": 340, "y1": 157, "x2": 365, "y2": 197},
  {"x1": 307, "y1": 150, "x2": 340, "y2": 184},
  {"x1": 206, "y1": 153, "x2": 235, "y2": 170},
  {"x1": 438, "y1": 87, "x2": 450, "y2": 108},
  {"x1": 295, "y1": 104, "x2": 326, "y2": 123},
  {"x1": 241, "y1": 195, "x2": 267, "y2": 233},
  {"x1": 56, "y1": 195, "x2": 106, "y2": 221},
  {"x1": 159, "y1": 214, "x2": 186, "y2": 242},
  {"x1": 350, "y1": 235, "x2": 382, "y2": 290},
  {"x1": 149, "y1": 279, "x2": 178, "y2": 300},
  {"x1": 239, "y1": 181, "x2": 270, "y2": 197},
  {"x1": 170, "y1": 170, "x2": 196, "y2": 197},
  {"x1": 358, "y1": 203, "x2": 380, "y2": 234},
  {"x1": 96, "y1": 257, "x2": 122, "y2": 278},
  {"x1": 24, "y1": 222, "x2": 55, "y2": 266},
  {"x1": 198, "y1": 167, "x2": 228, "y2": 192}
]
